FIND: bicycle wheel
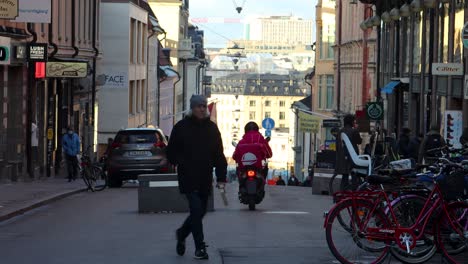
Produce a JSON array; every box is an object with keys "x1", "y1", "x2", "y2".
[
  {"x1": 325, "y1": 199, "x2": 390, "y2": 264},
  {"x1": 389, "y1": 195, "x2": 437, "y2": 264},
  {"x1": 90, "y1": 165, "x2": 107, "y2": 191},
  {"x1": 329, "y1": 173, "x2": 339, "y2": 196},
  {"x1": 436, "y1": 202, "x2": 468, "y2": 264}
]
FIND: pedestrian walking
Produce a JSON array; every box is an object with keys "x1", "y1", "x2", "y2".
[
  {"x1": 166, "y1": 94, "x2": 227, "y2": 260},
  {"x1": 287, "y1": 173, "x2": 299, "y2": 186},
  {"x1": 62, "y1": 126, "x2": 80, "y2": 182},
  {"x1": 397, "y1": 127, "x2": 411, "y2": 159},
  {"x1": 418, "y1": 124, "x2": 446, "y2": 164},
  {"x1": 276, "y1": 176, "x2": 286, "y2": 185},
  {"x1": 407, "y1": 133, "x2": 423, "y2": 162},
  {"x1": 335, "y1": 114, "x2": 362, "y2": 191}
]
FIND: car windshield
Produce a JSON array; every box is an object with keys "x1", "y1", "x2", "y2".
[{"x1": 115, "y1": 131, "x2": 163, "y2": 144}]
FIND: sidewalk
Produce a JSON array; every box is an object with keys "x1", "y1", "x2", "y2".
[{"x1": 0, "y1": 175, "x2": 86, "y2": 222}]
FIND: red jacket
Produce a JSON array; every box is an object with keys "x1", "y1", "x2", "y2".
[{"x1": 232, "y1": 131, "x2": 272, "y2": 169}]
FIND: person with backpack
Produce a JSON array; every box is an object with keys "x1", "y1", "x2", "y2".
[{"x1": 418, "y1": 124, "x2": 446, "y2": 164}]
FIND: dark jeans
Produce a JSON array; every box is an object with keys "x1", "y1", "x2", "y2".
[
  {"x1": 65, "y1": 154, "x2": 78, "y2": 180},
  {"x1": 178, "y1": 192, "x2": 209, "y2": 250}
]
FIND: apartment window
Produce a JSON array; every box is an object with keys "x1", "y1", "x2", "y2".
[
  {"x1": 136, "y1": 80, "x2": 140, "y2": 112},
  {"x1": 265, "y1": 100, "x2": 271, "y2": 107},
  {"x1": 249, "y1": 100, "x2": 256, "y2": 107},
  {"x1": 129, "y1": 81, "x2": 135, "y2": 114},
  {"x1": 137, "y1": 21, "x2": 142, "y2": 63},
  {"x1": 142, "y1": 23, "x2": 147, "y2": 63},
  {"x1": 318, "y1": 76, "x2": 324, "y2": 109},
  {"x1": 279, "y1": 124, "x2": 285, "y2": 128},
  {"x1": 279, "y1": 112, "x2": 285, "y2": 120},
  {"x1": 265, "y1": 112, "x2": 271, "y2": 118},
  {"x1": 326, "y1": 75, "x2": 334, "y2": 109},
  {"x1": 141, "y1": 80, "x2": 146, "y2": 110},
  {"x1": 249, "y1": 111, "x2": 256, "y2": 120},
  {"x1": 130, "y1": 19, "x2": 136, "y2": 63},
  {"x1": 279, "y1": 101, "x2": 285, "y2": 107}
]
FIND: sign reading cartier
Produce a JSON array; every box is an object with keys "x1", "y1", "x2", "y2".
[{"x1": 432, "y1": 63, "x2": 463, "y2": 76}]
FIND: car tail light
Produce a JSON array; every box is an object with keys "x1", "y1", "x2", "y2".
[
  {"x1": 154, "y1": 142, "x2": 166, "y2": 148},
  {"x1": 111, "y1": 142, "x2": 122, "y2": 149},
  {"x1": 247, "y1": 170, "x2": 256, "y2": 178},
  {"x1": 160, "y1": 166, "x2": 169, "y2": 173}
]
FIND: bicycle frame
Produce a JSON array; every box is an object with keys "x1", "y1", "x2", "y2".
[{"x1": 324, "y1": 182, "x2": 465, "y2": 254}]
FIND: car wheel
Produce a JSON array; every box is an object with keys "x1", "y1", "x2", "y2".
[{"x1": 108, "y1": 173, "x2": 123, "y2": 188}]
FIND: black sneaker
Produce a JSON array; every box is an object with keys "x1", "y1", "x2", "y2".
[
  {"x1": 194, "y1": 248, "x2": 209, "y2": 260},
  {"x1": 175, "y1": 230, "x2": 185, "y2": 256}
]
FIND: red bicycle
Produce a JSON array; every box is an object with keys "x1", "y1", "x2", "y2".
[{"x1": 324, "y1": 162, "x2": 468, "y2": 264}]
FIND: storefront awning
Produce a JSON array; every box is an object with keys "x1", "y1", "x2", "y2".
[{"x1": 381, "y1": 81, "x2": 400, "y2": 94}]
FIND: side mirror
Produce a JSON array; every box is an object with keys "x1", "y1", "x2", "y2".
[
  {"x1": 232, "y1": 141, "x2": 238, "y2": 147},
  {"x1": 265, "y1": 137, "x2": 271, "y2": 142}
]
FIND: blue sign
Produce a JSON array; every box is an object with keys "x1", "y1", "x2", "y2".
[
  {"x1": 265, "y1": 129, "x2": 271, "y2": 137},
  {"x1": 262, "y1": 118, "x2": 275, "y2": 130}
]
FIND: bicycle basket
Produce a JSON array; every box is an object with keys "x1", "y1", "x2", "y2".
[{"x1": 437, "y1": 170, "x2": 466, "y2": 201}]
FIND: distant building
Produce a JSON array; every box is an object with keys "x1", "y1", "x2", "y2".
[
  {"x1": 244, "y1": 15, "x2": 314, "y2": 45},
  {"x1": 210, "y1": 73, "x2": 308, "y2": 169}
]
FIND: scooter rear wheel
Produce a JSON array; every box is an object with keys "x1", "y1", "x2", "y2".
[{"x1": 248, "y1": 195, "x2": 256, "y2": 210}]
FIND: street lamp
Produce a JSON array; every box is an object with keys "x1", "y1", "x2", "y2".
[
  {"x1": 381, "y1": 11, "x2": 391, "y2": 23},
  {"x1": 400, "y1": 4, "x2": 411, "y2": 17},
  {"x1": 410, "y1": 0, "x2": 423, "y2": 12},
  {"x1": 390, "y1": 8, "x2": 400, "y2": 21}
]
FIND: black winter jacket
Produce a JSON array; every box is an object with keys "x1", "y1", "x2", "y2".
[{"x1": 166, "y1": 116, "x2": 227, "y2": 194}]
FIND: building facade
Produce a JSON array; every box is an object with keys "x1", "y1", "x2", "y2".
[
  {"x1": 359, "y1": 0, "x2": 467, "y2": 140},
  {"x1": 1, "y1": 0, "x2": 101, "y2": 180},
  {"x1": 98, "y1": 0, "x2": 161, "y2": 154},
  {"x1": 335, "y1": 1, "x2": 377, "y2": 114},
  {"x1": 244, "y1": 15, "x2": 314, "y2": 45}
]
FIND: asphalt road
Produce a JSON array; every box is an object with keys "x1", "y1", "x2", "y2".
[{"x1": 0, "y1": 182, "x2": 447, "y2": 264}]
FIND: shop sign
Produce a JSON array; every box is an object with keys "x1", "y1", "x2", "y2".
[
  {"x1": 323, "y1": 119, "x2": 341, "y2": 128},
  {"x1": 12, "y1": 0, "x2": 50, "y2": 23},
  {"x1": 432, "y1": 63, "x2": 463, "y2": 76},
  {"x1": 0, "y1": 37, "x2": 10, "y2": 64},
  {"x1": 101, "y1": 72, "x2": 128, "y2": 88},
  {"x1": 298, "y1": 111, "x2": 320, "y2": 133},
  {"x1": 0, "y1": 0, "x2": 18, "y2": 20},
  {"x1": 462, "y1": 22, "x2": 468, "y2": 48},
  {"x1": 46, "y1": 62, "x2": 88, "y2": 78},
  {"x1": 366, "y1": 102, "x2": 384, "y2": 120},
  {"x1": 28, "y1": 43, "x2": 48, "y2": 62},
  {"x1": 444, "y1": 111, "x2": 463, "y2": 149}
]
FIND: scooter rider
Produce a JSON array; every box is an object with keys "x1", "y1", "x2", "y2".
[{"x1": 232, "y1": 121, "x2": 272, "y2": 180}]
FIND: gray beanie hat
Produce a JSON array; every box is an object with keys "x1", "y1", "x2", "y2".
[{"x1": 190, "y1": 94, "x2": 207, "y2": 109}]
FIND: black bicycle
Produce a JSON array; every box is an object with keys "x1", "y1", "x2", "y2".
[{"x1": 79, "y1": 147, "x2": 107, "y2": 192}]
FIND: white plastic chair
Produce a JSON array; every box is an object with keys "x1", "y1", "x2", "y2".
[{"x1": 341, "y1": 133, "x2": 372, "y2": 175}]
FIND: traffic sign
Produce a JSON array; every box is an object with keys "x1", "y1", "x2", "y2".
[
  {"x1": 366, "y1": 102, "x2": 384, "y2": 120},
  {"x1": 262, "y1": 118, "x2": 275, "y2": 130},
  {"x1": 265, "y1": 129, "x2": 271, "y2": 137}
]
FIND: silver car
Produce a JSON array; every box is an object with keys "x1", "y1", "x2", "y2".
[{"x1": 107, "y1": 128, "x2": 171, "y2": 187}]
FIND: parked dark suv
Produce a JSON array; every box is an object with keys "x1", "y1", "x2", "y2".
[{"x1": 107, "y1": 128, "x2": 171, "y2": 187}]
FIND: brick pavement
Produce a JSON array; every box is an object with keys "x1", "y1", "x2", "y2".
[{"x1": 0, "y1": 174, "x2": 86, "y2": 222}]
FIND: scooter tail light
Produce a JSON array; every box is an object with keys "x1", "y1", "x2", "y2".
[{"x1": 247, "y1": 170, "x2": 256, "y2": 177}]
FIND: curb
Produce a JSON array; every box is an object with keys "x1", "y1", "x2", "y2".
[{"x1": 0, "y1": 188, "x2": 87, "y2": 223}]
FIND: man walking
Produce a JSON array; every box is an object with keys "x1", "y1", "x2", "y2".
[
  {"x1": 62, "y1": 126, "x2": 80, "y2": 182},
  {"x1": 167, "y1": 94, "x2": 227, "y2": 260}
]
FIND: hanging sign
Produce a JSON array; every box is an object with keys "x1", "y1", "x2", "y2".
[
  {"x1": 0, "y1": 0, "x2": 18, "y2": 20},
  {"x1": 298, "y1": 111, "x2": 320, "y2": 133}
]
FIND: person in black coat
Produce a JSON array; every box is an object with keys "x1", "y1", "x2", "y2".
[
  {"x1": 167, "y1": 94, "x2": 227, "y2": 260},
  {"x1": 276, "y1": 176, "x2": 286, "y2": 185},
  {"x1": 397, "y1": 127, "x2": 411, "y2": 159},
  {"x1": 335, "y1": 114, "x2": 362, "y2": 191},
  {"x1": 287, "y1": 173, "x2": 299, "y2": 186}
]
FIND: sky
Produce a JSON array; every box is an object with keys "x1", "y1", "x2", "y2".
[{"x1": 189, "y1": 0, "x2": 318, "y2": 48}]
